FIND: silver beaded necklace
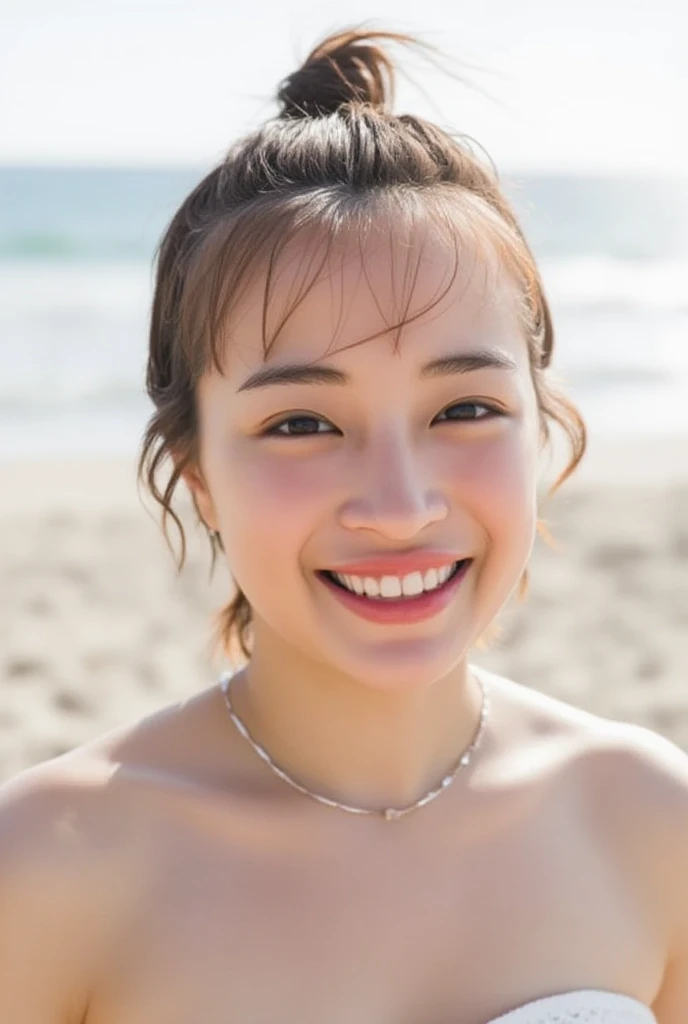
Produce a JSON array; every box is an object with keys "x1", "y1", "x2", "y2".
[{"x1": 219, "y1": 667, "x2": 490, "y2": 821}]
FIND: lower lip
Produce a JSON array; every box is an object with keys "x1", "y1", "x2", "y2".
[{"x1": 317, "y1": 560, "x2": 472, "y2": 625}]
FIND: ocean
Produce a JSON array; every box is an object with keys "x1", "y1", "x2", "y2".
[{"x1": 1, "y1": 167, "x2": 687, "y2": 459}]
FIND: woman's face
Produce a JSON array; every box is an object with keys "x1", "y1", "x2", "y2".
[{"x1": 187, "y1": 218, "x2": 542, "y2": 689}]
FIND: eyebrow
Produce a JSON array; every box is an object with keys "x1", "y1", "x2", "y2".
[{"x1": 236, "y1": 348, "x2": 518, "y2": 392}]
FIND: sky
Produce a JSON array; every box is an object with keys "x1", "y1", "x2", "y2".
[{"x1": 2, "y1": 0, "x2": 686, "y2": 173}]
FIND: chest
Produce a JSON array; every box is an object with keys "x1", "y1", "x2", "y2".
[{"x1": 87, "y1": 792, "x2": 661, "y2": 1024}]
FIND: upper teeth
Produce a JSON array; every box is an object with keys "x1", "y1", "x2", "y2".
[{"x1": 332, "y1": 562, "x2": 459, "y2": 599}]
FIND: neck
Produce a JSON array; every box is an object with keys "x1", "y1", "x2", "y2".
[{"x1": 224, "y1": 633, "x2": 486, "y2": 815}]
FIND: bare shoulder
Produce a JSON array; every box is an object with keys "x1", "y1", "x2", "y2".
[
  {"x1": 478, "y1": 663, "x2": 688, "y2": 862},
  {"x1": 477, "y1": 662, "x2": 688, "y2": 790},
  {"x1": 0, "y1": 749, "x2": 139, "y2": 868},
  {"x1": 481, "y1": 662, "x2": 688, "y2": 1014},
  {"x1": 0, "y1": 685, "x2": 228, "y2": 1024},
  {"x1": 0, "y1": 757, "x2": 122, "y2": 1024},
  {"x1": 569, "y1": 702, "x2": 688, "y2": 1023},
  {"x1": 0, "y1": 716, "x2": 198, "y2": 1023},
  {"x1": 0, "y1": 691, "x2": 212, "y2": 861}
]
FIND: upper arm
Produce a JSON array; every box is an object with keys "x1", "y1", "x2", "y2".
[
  {"x1": 0, "y1": 765, "x2": 100, "y2": 1024},
  {"x1": 653, "y1": 947, "x2": 688, "y2": 1024},
  {"x1": 652, "y1": 822, "x2": 688, "y2": 1024},
  {"x1": 613, "y1": 725, "x2": 688, "y2": 1024}
]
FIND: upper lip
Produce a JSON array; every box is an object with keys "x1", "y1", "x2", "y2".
[{"x1": 324, "y1": 551, "x2": 470, "y2": 577}]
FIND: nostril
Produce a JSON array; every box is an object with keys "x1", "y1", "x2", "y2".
[{"x1": 338, "y1": 491, "x2": 449, "y2": 534}]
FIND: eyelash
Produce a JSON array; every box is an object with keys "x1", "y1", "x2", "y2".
[{"x1": 263, "y1": 401, "x2": 504, "y2": 437}]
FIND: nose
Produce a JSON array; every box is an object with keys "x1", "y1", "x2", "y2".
[{"x1": 338, "y1": 432, "x2": 449, "y2": 540}]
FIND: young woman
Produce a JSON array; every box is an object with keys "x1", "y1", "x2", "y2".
[{"x1": 0, "y1": 27, "x2": 686, "y2": 1024}]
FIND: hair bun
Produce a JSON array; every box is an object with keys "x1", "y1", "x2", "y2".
[{"x1": 276, "y1": 28, "x2": 410, "y2": 119}]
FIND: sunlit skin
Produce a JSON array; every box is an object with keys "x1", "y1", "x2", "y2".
[{"x1": 182, "y1": 216, "x2": 543, "y2": 815}]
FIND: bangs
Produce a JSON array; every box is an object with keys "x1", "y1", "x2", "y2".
[{"x1": 176, "y1": 184, "x2": 546, "y2": 382}]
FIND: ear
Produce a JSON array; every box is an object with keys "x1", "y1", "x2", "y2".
[{"x1": 178, "y1": 458, "x2": 219, "y2": 534}]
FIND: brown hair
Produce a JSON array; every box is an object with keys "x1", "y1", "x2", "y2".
[{"x1": 137, "y1": 26, "x2": 587, "y2": 665}]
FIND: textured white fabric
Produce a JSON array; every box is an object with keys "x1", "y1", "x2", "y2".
[{"x1": 486, "y1": 989, "x2": 656, "y2": 1023}]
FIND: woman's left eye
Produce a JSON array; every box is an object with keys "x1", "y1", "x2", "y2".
[{"x1": 433, "y1": 401, "x2": 503, "y2": 423}]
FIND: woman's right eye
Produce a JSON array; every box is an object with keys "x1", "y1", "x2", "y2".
[{"x1": 264, "y1": 414, "x2": 336, "y2": 437}]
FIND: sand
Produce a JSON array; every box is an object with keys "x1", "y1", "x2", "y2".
[{"x1": 1, "y1": 432, "x2": 686, "y2": 783}]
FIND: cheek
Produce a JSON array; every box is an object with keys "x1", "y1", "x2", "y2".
[
  {"x1": 446, "y1": 425, "x2": 536, "y2": 497},
  {"x1": 233, "y1": 450, "x2": 330, "y2": 518},
  {"x1": 444, "y1": 431, "x2": 538, "y2": 540},
  {"x1": 442, "y1": 434, "x2": 538, "y2": 626},
  {"x1": 218, "y1": 447, "x2": 330, "y2": 575},
  {"x1": 474, "y1": 439, "x2": 534, "y2": 501}
]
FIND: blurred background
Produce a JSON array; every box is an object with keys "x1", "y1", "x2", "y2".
[{"x1": 1, "y1": 0, "x2": 687, "y2": 780}]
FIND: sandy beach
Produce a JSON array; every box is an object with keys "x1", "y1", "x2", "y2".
[{"x1": 1, "y1": 431, "x2": 686, "y2": 783}]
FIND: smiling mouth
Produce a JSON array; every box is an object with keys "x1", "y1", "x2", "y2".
[{"x1": 318, "y1": 559, "x2": 471, "y2": 601}]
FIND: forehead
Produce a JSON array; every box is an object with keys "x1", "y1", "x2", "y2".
[{"x1": 218, "y1": 212, "x2": 529, "y2": 379}]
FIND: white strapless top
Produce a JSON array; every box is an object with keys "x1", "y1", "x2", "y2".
[{"x1": 485, "y1": 989, "x2": 656, "y2": 1023}]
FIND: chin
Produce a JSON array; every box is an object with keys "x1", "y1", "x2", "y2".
[{"x1": 321, "y1": 632, "x2": 471, "y2": 693}]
